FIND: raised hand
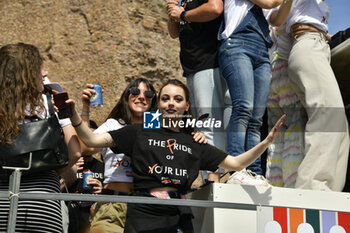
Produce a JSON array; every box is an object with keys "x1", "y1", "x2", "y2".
[
  {"x1": 264, "y1": 114, "x2": 286, "y2": 145},
  {"x1": 81, "y1": 84, "x2": 96, "y2": 107},
  {"x1": 192, "y1": 131, "x2": 208, "y2": 144}
]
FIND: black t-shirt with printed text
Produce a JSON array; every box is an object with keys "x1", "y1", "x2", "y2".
[
  {"x1": 69, "y1": 158, "x2": 104, "y2": 194},
  {"x1": 109, "y1": 124, "x2": 227, "y2": 194},
  {"x1": 179, "y1": 0, "x2": 223, "y2": 77},
  {"x1": 67, "y1": 157, "x2": 104, "y2": 232}
]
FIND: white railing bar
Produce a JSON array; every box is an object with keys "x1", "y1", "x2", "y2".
[
  {"x1": 1, "y1": 191, "x2": 349, "y2": 213},
  {"x1": 0, "y1": 191, "x2": 257, "y2": 210}
]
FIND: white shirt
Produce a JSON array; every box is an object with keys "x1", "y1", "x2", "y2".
[
  {"x1": 94, "y1": 118, "x2": 133, "y2": 184},
  {"x1": 265, "y1": 0, "x2": 329, "y2": 58},
  {"x1": 42, "y1": 94, "x2": 71, "y2": 127},
  {"x1": 285, "y1": 0, "x2": 329, "y2": 34},
  {"x1": 23, "y1": 94, "x2": 71, "y2": 127},
  {"x1": 220, "y1": 0, "x2": 254, "y2": 39}
]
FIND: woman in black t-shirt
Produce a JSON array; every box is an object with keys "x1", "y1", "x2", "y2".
[{"x1": 66, "y1": 79, "x2": 285, "y2": 233}]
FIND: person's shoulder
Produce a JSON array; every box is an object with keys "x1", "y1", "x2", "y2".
[
  {"x1": 96, "y1": 118, "x2": 125, "y2": 132},
  {"x1": 111, "y1": 123, "x2": 142, "y2": 134},
  {"x1": 105, "y1": 118, "x2": 125, "y2": 128},
  {"x1": 127, "y1": 123, "x2": 143, "y2": 131}
]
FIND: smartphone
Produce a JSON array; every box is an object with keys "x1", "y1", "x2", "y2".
[{"x1": 53, "y1": 92, "x2": 72, "y2": 119}]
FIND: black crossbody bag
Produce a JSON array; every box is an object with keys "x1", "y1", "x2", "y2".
[{"x1": 0, "y1": 95, "x2": 69, "y2": 175}]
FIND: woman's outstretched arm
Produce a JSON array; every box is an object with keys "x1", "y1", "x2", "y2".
[
  {"x1": 66, "y1": 99, "x2": 116, "y2": 148},
  {"x1": 219, "y1": 115, "x2": 285, "y2": 171}
]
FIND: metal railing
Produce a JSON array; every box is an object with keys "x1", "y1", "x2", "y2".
[
  {"x1": 0, "y1": 152, "x2": 256, "y2": 233},
  {"x1": 2, "y1": 154, "x2": 349, "y2": 233}
]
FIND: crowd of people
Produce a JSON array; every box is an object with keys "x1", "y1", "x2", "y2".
[{"x1": 0, "y1": 0, "x2": 349, "y2": 232}]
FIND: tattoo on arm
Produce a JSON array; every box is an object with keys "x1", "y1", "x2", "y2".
[{"x1": 103, "y1": 135, "x2": 116, "y2": 147}]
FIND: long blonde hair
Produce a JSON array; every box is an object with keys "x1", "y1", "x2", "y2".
[{"x1": 0, "y1": 43, "x2": 44, "y2": 144}]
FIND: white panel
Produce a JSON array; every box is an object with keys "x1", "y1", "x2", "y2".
[
  {"x1": 257, "y1": 207, "x2": 274, "y2": 233},
  {"x1": 297, "y1": 223, "x2": 315, "y2": 233},
  {"x1": 211, "y1": 183, "x2": 350, "y2": 212},
  {"x1": 264, "y1": 221, "x2": 282, "y2": 233},
  {"x1": 213, "y1": 208, "x2": 255, "y2": 233},
  {"x1": 190, "y1": 183, "x2": 350, "y2": 233},
  {"x1": 329, "y1": 226, "x2": 346, "y2": 233}
]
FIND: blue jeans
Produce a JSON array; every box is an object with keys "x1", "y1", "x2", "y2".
[
  {"x1": 187, "y1": 68, "x2": 231, "y2": 181},
  {"x1": 218, "y1": 35, "x2": 270, "y2": 175},
  {"x1": 187, "y1": 68, "x2": 231, "y2": 151}
]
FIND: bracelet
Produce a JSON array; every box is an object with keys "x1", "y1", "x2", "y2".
[
  {"x1": 72, "y1": 119, "x2": 83, "y2": 128},
  {"x1": 180, "y1": 10, "x2": 187, "y2": 22},
  {"x1": 80, "y1": 114, "x2": 89, "y2": 116}
]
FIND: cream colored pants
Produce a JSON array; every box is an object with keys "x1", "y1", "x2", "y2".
[{"x1": 288, "y1": 32, "x2": 349, "y2": 191}]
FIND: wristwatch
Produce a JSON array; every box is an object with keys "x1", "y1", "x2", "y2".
[{"x1": 180, "y1": 10, "x2": 187, "y2": 22}]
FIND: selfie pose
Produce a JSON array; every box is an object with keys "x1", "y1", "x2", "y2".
[
  {"x1": 65, "y1": 79, "x2": 284, "y2": 233},
  {"x1": 79, "y1": 78, "x2": 157, "y2": 233}
]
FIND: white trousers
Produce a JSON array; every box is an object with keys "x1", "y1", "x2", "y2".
[{"x1": 288, "y1": 32, "x2": 350, "y2": 191}]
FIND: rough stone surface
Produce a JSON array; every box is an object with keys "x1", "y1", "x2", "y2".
[
  {"x1": 0, "y1": 0, "x2": 184, "y2": 126},
  {"x1": 0, "y1": 0, "x2": 207, "y2": 187}
]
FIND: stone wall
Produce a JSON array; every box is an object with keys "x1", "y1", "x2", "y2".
[{"x1": 0, "y1": 0, "x2": 183, "y2": 125}]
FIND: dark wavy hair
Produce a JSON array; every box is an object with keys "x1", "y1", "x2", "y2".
[
  {"x1": 0, "y1": 43, "x2": 44, "y2": 144},
  {"x1": 157, "y1": 79, "x2": 194, "y2": 134},
  {"x1": 106, "y1": 78, "x2": 157, "y2": 125}
]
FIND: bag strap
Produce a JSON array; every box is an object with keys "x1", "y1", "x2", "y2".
[
  {"x1": 63, "y1": 180, "x2": 70, "y2": 193},
  {"x1": 45, "y1": 94, "x2": 57, "y2": 118}
]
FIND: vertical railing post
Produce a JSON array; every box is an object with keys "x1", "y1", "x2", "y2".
[
  {"x1": 2, "y1": 153, "x2": 32, "y2": 233},
  {"x1": 7, "y1": 168, "x2": 22, "y2": 233}
]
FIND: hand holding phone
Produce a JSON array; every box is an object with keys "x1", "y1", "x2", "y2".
[{"x1": 53, "y1": 92, "x2": 72, "y2": 119}]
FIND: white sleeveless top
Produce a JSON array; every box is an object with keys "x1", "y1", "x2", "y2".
[
  {"x1": 220, "y1": 0, "x2": 254, "y2": 39},
  {"x1": 23, "y1": 94, "x2": 71, "y2": 127}
]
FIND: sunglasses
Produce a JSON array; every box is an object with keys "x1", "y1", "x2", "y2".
[{"x1": 130, "y1": 87, "x2": 155, "y2": 99}]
